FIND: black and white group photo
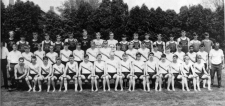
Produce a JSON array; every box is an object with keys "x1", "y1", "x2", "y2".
[{"x1": 1, "y1": 0, "x2": 225, "y2": 106}]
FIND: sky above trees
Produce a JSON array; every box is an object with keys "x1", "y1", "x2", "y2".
[{"x1": 3, "y1": 0, "x2": 203, "y2": 14}]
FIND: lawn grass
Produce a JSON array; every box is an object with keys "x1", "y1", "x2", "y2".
[{"x1": 1, "y1": 69, "x2": 225, "y2": 106}]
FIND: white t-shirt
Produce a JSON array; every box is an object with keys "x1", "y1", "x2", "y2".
[
  {"x1": 99, "y1": 47, "x2": 111, "y2": 61},
  {"x1": 65, "y1": 61, "x2": 78, "y2": 73},
  {"x1": 60, "y1": 49, "x2": 72, "y2": 62},
  {"x1": 107, "y1": 39, "x2": 118, "y2": 51},
  {"x1": 8, "y1": 50, "x2": 22, "y2": 63},
  {"x1": 182, "y1": 62, "x2": 193, "y2": 74},
  {"x1": 174, "y1": 51, "x2": 185, "y2": 63},
  {"x1": 193, "y1": 62, "x2": 205, "y2": 73},
  {"x1": 145, "y1": 60, "x2": 158, "y2": 73},
  {"x1": 152, "y1": 50, "x2": 162, "y2": 61},
  {"x1": 165, "y1": 53, "x2": 174, "y2": 63},
  {"x1": 126, "y1": 49, "x2": 138, "y2": 62},
  {"x1": 93, "y1": 39, "x2": 104, "y2": 48},
  {"x1": 53, "y1": 64, "x2": 65, "y2": 74},
  {"x1": 132, "y1": 60, "x2": 145, "y2": 73},
  {"x1": 209, "y1": 49, "x2": 224, "y2": 65},
  {"x1": 73, "y1": 49, "x2": 84, "y2": 61},
  {"x1": 46, "y1": 52, "x2": 58, "y2": 64},
  {"x1": 94, "y1": 61, "x2": 105, "y2": 73},
  {"x1": 34, "y1": 50, "x2": 45, "y2": 65},
  {"x1": 22, "y1": 52, "x2": 33, "y2": 65},
  {"x1": 114, "y1": 50, "x2": 124, "y2": 61},
  {"x1": 187, "y1": 52, "x2": 197, "y2": 64},
  {"x1": 29, "y1": 63, "x2": 40, "y2": 74},
  {"x1": 79, "y1": 61, "x2": 93, "y2": 74},
  {"x1": 41, "y1": 63, "x2": 52, "y2": 74},
  {"x1": 197, "y1": 51, "x2": 208, "y2": 63},
  {"x1": 86, "y1": 48, "x2": 99, "y2": 61},
  {"x1": 138, "y1": 48, "x2": 150, "y2": 61},
  {"x1": 106, "y1": 59, "x2": 119, "y2": 73},
  {"x1": 158, "y1": 61, "x2": 170, "y2": 74},
  {"x1": 120, "y1": 60, "x2": 131, "y2": 72},
  {"x1": 169, "y1": 62, "x2": 182, "y2": 73}
]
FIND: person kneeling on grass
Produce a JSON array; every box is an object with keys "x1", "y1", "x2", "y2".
[
  {"x1": 104, "y1": 52, "x2": 120, "y2": 91},
  {"x1": 130, "y1": 53, "x2": 145, "y2": 91},
  {"x1": 64, "y1": 55, "x2": 78, "y2": 92},
  {"x1": 157, "y1": 54, "x2": 171, "y2": 91},
  {"x1": 169, "y1": 54, "x2": 183, "y2": 91},
  {"x1": 142, "y1": 52, "x2": 158, "y2": 92},
  {"x1": 14, "y1": 57, "x2": 29, "y2": 90},
  {"x1": 182, "y1": 55, "x2": 195, "y2": 91},
  {"x1": 94, "y1": 54, "x2": 106, "y2": 91},
  {"x1": 39, "y1": 56, "x2": 52, "y2": 92},
  {"x1": 78, "y1": 54, "x2": 93, "y2": 92},
  {"x1": 193, "y1": 55, "x2": 212, "y2": 91},
  {"x1": 51, "y1": 57, "x2": 65, "y2": 92},
  {"x1": 26, "y1": 56, "x2": 41, "y2": 92}
]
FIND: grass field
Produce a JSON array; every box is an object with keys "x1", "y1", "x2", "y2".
[{"x1": 1, "y1": 69, "x2": 225, "y2": 106}]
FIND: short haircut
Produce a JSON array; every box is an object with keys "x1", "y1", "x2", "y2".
[
  {"x1": 200, "y1": 44, "x2": 205, "y2": 47},
  {"x1": 122, "y1": 53, "x2": 127, "y2": 57},
  {"x1": 76, "y1": 42, "x2": 81, "y2": 46},
  {"x1": 189, "y1": 45, "x2": 194, "y2": 48},
  {"x1": 24, "y1": 45, "x2": 30, "y2": 49},
  {"x1": 97, "y1": 54, "x2": 102, "y2": 57},
  {"x1": 161, "y1": 54, "x2": 166, "y2": 58},
  {"x1": 173, "y1": 54, "x2": 178, "y2": 58},
  {"x1": 64, "y1": 42, "x2": 69, "y2": 46},
  {"x1": 84, "y1": 54, "x2": 89, "y2": 58},
  {"x1": 141, "y1": 41, "x2": 146, "y2": 45},
  {"x1": 31, "y1": 56, "x2": 37, "y2": 59},
  {"x1": 153, "y1": 45, "x2": 157, "y2": 48},
  {"x1": 148, "y1": 52, "x2": 154, "y2": 56},
  {"x1": 69, "y1": 55, "x2": 74, "y2": 58},
  {"x1": 204, "y1": 32, "x2": 209, "y2": 36},
  {"x1": 19, "y1": 57, "x2": 24, "y2": 61},
  {"x1": 136, "y1": 52, "x2": 141, "y2": 57},
  {"x1": 56, "y1": 57, "x2": 61, "y2": 60},
  {"x1": 116, "y1": 43, "x2": 121, "y2": 46},
  {"x1": 43, "y1": 56, "x2": 48, "y2": 60}
]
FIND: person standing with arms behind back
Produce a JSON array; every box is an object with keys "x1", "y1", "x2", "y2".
[
  {"x1": 209, "y1": 42, "x2": 224, "y2": 88},
  {"x1": 6, "y1": 31, "x2": 17, "y2": 52},
  {"x1": 202, "y1": 32, "x2": 214, "y2": 53},
  {"x1": 190, "y1": 32, "x2": 201, "y2": 52},
  {"x1": 80, "y1": 29, "x2": 91, "y2": 53},
  {"x1": 177, "y1": 30, "x2": 190, "y2": 53},
  {"x1": 7, "y1": 44, "x2": 22, "y2": 91},
  {"x1": 1, "y1": 41, "x2": 9, "y2": 89}
]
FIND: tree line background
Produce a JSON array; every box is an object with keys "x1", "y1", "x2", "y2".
[{"x1": 1, "y1": 0, "x2": 224, "y2": 49}]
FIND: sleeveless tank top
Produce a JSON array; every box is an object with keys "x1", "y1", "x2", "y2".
[
  {"x1": 55, "y1": 42, "x2": 63, "y2": 52},
  {"x1": 156, "y1": 42, "x2": 164, "y2": 53},
  {"x1": 133, "y1": 40, "x2": 140, "y2": 49},
  {"x1": 68, "y1": 39, "x2": 77, "y2": 50},
  {"x1": 120, "y1": 41, "x2": 128, "y2": 52},
  {"x1": 144, "y1": 40, "x2": 152, "y2": 50},
  {"x1": 180, "y1": 38, "x2": 188, "y2": 53},
  {"x1": 168, "y1": 41, "x2": 176, "y2": 53},
  {"x1": 18, "y1": 41, "x2": 27, "y2": 52},
  {"x1": 43, "y1": 41, "x2": 51, "y2": 52}
]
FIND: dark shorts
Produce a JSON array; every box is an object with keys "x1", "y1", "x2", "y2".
[
  {"x1": 95, "y1": 72, "x2": 103, "y2": 78},
  {"x1": 61, "y1": 61, "x2": 68, "y2": 66},
  {"x1": 83, "y1": 73, "x2": 90, "y2": 79},
  {"x1": 17, "y1": 73, "x2": 24, "y2": 79},
  {"x1": 67, "y1": 73, "x2": 76, "y2": 79},
  {"x1": 122, "y1": 72, "x2": 130, "y2": 78},
  {"x1": 30, "y1": 74, "x2": 37, "y2": 79},
  {"x1": 42, "y1": 74, "x2": 48, "y2": 77},
  {"x1": 108, "y1": 73, "x2": 116, "y2": 78},
  {"x1": 162, "y1": 73, "x2": 168, "y2": 79},
  {"x1": 148, "y1": 72, "x2": 156, "y2": 78},
  {"x1": 173, "y1": 73, "x2": 181, "y2": 80},
  {"x1": 196, "y1": 73, "x2": 203, "y2": 78},
  {"x1": 135, "y1": 72, "x2": 143, "y2": 78},
  {"x1": 54, "y1": 74, "x2": 62, "y2": 80},
  {"x1": 76, "y1": 61, "x2": 83, "y2": 67}
]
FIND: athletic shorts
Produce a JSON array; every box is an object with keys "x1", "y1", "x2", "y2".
[
  {"x1": 148, "y1": 72, "x2": 156, "y2": 78},
  {"x1": 135, "y1": 72, "x2": 143, "y2": 78},
  {"x1": 76, "y1": 61, "x2": 82, "y2": 67},
  {"x1": 162, "y1": 73, "x2": 168, "y2": 79},
  {"x1": 42, "y1": 74, "x2": 48, "y2": 77},
  {"x1": 122, "y1": 72, "x2": 130, "y2": 78},
  {"x1": 30, "y1": 74, "x2": 37, "y2": 79},
  {"x1": 54, "y1": 74, "x2": 62, "y2": 79},
  {"x1": 108, "y1": 73, "x2": 116, "y2": 78},
  {"x1": 61, "y1": 61, "x2": 68, "y2": 66},
  {"x1": 83, "y1": 74, "x2": 90, "y2": 79},
  {"x1": 95, "y1": 72, "x2": 103, "y2": 78},
  {"x1": 196, "y1": 72, "x2": 203, "y2": 78},
  {"x1": 17, "y1": 73, "x2": 24, "y2": 79},
  {"x1": 67, "y1": 73, "x2": 76, "y2": 79}
]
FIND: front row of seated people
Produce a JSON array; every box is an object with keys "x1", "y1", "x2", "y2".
[{"x1": 14, "y1": 51, "x2": 212, "y2": 92}]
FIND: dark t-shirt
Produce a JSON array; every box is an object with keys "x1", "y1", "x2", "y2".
[
  {"x1": 30, "y1": 39, "x2": 41, "y2": 52},
  {"x1": 79, "y1": 37, "x2": 91, "y2": 52}
]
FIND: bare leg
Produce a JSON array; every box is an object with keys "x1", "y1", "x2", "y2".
[
  {"x1": 146, "y1": 77, "x2": 150, "y2": 91},
  {"x1": 91, "y1": 77, "x2": 94, "y2": 91},
  {"x1": 119, "y1": 76, "x2": 123, "y2": 91},
  {"x1": 203, "y1": 80, "x2": 206, "y2": 88},
  {"x1": 143, "y1": 77, "x2": 146, "y2": 91},
  {"x1": 207, "y1": 77, "x2": 212, "y2": 91},
  {"x1": 181, "y1": 77, "x2": 185, "y2": 91},
  {"x1": 47, "y1": 77, "x2": 51, "y2": 92},
  {"x1": 64, "y1": 78, "x2": 68, "y2": 92},
  {"x1": 106, "y1": 76, "x2": 110, "y2": 91},
  {"x1": 33, "y1": 77, "x2": 37, "y2": 92},
  {"x1": 95, "y1": 77, "x2": 98, "y2": 91},
  {"x1": 197, "y1": 77, "x2": 201, "y2": 91},
  {"x1": 78, "y1": 77, "x2": 83, "y2": 92},
  {"x1": 115, "y1": 76, "x2": 119, "y2": 91},
  {"x1": 51, "y1": 78, "x2": 56, "y2": 92},
  {"x1": 167, "y1": 76, "x2": 171, "y2": 91},
  {"x1": 25, "y1": 77, "x2": 32, "y2": 92},
  {"x1": 74, "y1": 78, "x2": 78, "y2": 92},
  {"x1": 59, "y1": 78, "x2": 63, "y2": 92},
  {"x1": 38, "y1": 78, "x2": 42, "y2": 92},
  {"x1": 128, "y1": 77, "x2": 132, "y2": 91},
  {"x1": 193, "y1": 78, "x2": 197, "y2": 91},
  {"x1": 171, "y1": 76, "x2": 175, "y2": 91},
  {"x1": 103, "y1": 77, "x2": 106, "y2": 92},
  {"x1": 132, "y1": 78, "x2": 135, "y2": 91}
]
